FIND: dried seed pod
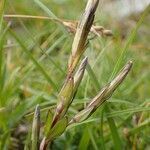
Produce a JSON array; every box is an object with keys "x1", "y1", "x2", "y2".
[
  {"x1": 103, "y1": 61, "x2": 133, "y2": 99},
  {"x1": 69, "y1": 61, "x2": 133, "y2": 125},
  {"x1": 69, "y1": 85, "x2": 108, "y2": 124},
  {"x1": 102, "y1": 29, "x2": 113, "y2": 36},
  {"x1": 87, "y1": 61, "x2": 133, "y2": 108},
  {"x1": 68, "y1": 0, "x2": 100, "y2": 73}
]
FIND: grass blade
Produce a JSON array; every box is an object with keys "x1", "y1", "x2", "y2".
[
  {"x1": 31, "y1": 105, "x2": 40, "y2": 150},
  {"x1": 86, "y1": 60, "x2": 123, "y2": 149},
  {"x1": 105, "y1": 106, "x2": 122, "y2": 150},
  {"x1": 16, "y1": 21, "x2": 66, "y2": 75},
  {"x1": 34, "y1": 0, "x2": 57, "y2": 19},
  {"x1": 78, "y1": 126, "x2": 90, "y2": 150},
  {"x1": 110, "y1": 5, "x2": 150, "y2": 80},
  {"x1": 86, "y1": 63, "x2": 100, "y2": 91},
  {"x1": 106, "y1": 107, "x2": 150, "y2": 118},
  {"x1": 128, "y1": 118, "x2": 150, "y2": 135},
  {"x1": 0, "y1": 0, "x2": 6, "y2": 33},
  {"x1": 44, "y1": 110, "x2": 53, "y2": 137},
  {"x1": 99, "y1": 107, "x2": 106, "y2": 150},
  {"x1": 8, "y1": 95, "x2": 42, "y2": 128},
  {"x1": 0, "y1": 0, "x2": 6, "y2": 90},
  {"x1": 34, "y1": 0, "x2": 66, "y2": 33},
  {"x1": 88, "y1": 128, "x2": 99, "y2": 150},
  {"x1": 9, "y1": 29, "x2": 58, "y2": 91}
]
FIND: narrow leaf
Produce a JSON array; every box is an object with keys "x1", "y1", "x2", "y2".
[
  {"x1": 52, "y1": 76, "x2": 74, "y2": 126},
  {"x1": 48, "y1": 117, "x2": 68, "y2": 140},
  {"x1": 8, "y1": 95, "x2": 42, "y2": 128},
  {"x1": 9, "y1": 29, "x2": 58, "y2": 91},
  {"x1": 34, "y1": 0, "x2": 57, "y2": 19},
  {"x1": 0, "y1": 0, "x2": 6, "y2": 33},
  {"x1": 78, "y1": 126, "x2": 90, "y2": 150},
  {"x1": 31, "y1": 105, "x2": 40, "y2": 150},
  {"x1": 86, "y1": 63, "x2": 100, "y2": 91},
  {"x1": 105, "y1": 106, "x2": 122, "y2": 150},
  {"x1": 44, "y1": 110, "x2": 53, "y2": 137},
  {"x1": 110, "y1": 5, "x2": 149, "y2": 80}
]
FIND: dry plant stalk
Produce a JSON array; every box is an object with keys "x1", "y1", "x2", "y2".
[
  {"x1": 62, "y1": 20, "x2": 113, "y2": 37},
  {"x1": 29, "y1": 0, "x2": 133, "y2": 149},
  {"x1": 4, "y1": 15, "x2": 112, "y2": 37}
]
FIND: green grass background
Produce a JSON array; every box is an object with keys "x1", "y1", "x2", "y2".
[{"x1": 0, "y1": 0, "x2": 150, "y2": 149}]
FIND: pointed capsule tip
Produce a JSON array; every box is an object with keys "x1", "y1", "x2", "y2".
[
  {"x1": 125, "y1": 60, "x2": 133, "y2": 72},
  {"x1": 128, "y1": 60, "x2": 133, "y2": 65},
  {"x1": 78, "y1": 57, "x2": 88, "y2": 72},
  {"x1": 35, "y1": 104, "x2": 40, "y2": 117},
  {"x1": 83, "y1": 56, "x2": 88, "y2": 65}
]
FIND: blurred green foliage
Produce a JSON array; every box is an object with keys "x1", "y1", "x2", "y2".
[{"x1": 0, "y1": 0, "x2": 150, "y2": 149}]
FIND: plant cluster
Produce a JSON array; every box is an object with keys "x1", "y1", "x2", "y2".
[{"x1": 29, "y1": 0, "x2": 132, "y2": 149}]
